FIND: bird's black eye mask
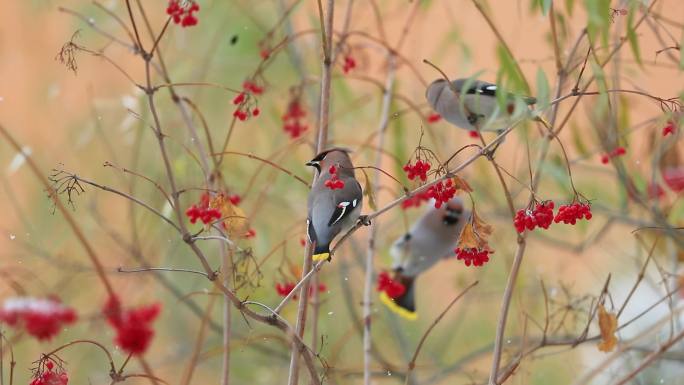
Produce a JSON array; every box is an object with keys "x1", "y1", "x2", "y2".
[{"x1": 443, "y1": 205, "x2": 463, "y2": 225}]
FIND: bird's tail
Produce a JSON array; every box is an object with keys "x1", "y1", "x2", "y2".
[
  {"x1": 380, "y1": 278, "x2": 417, "y2": 321},
  {"x1": 312, "y1": 243, "x2": 331, "y2": 262}
]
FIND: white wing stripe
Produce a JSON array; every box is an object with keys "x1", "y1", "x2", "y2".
[{"x1": 331, "y1": 205, "x2": 347, "y2": 225}]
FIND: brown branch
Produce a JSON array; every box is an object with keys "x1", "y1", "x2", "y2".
[{"x1": 214, "y1": 151, "x2": 310, "y2": 187}]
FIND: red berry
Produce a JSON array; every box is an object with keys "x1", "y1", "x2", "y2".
[
  {"x1": 427, "y1": 113, "x2": 441, "y2": 123},
  {"x1": 376, "y1": 272, "x2": 406, "y2": 299},
  {"x1": 229, "y1": 194, "x2": 241, "y2": 205},
  {"x1": 662, "y1": 122, "x2": 676, "y2": 136},
  {"x1": 233, "y1": 92, "x2": 246, "y2": 105},
  {"x1": 454, "y1": 247, "x2": 492, "y2": 267},
  {"x1": 342, "y1": 56, "x2": 357, "y2": 74},
  {"x1": 167, "y1": 0, "x2": 200, "y2": 28}
]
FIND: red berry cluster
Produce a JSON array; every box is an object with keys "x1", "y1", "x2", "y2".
[
  {"x1": 282, "y1": 99, "x2": 308, "y2": 138},
  {"x1": 376, "y1": 271, "x2": 406, "y2": 299},
  {"x1": 401, "y1": 191, "x2": 432, "y2": 209},
  {"x1": 554, "y1": 202, "x2": 592, "y2": 224},
  {"x1": 426, "y1": 179, "x2": 456, "y2": 209},
  {"x1": 166, "y1": 0, "x2": 199, "y2": 27},
  {"x1": 275, "y1": 282, "x2": 326, "y2": 299},
  {"x1": 242, "y1": 80, "x2": 264, "y2": 95},
  {"x1": 0, "y1": 297, "x2": 77, "y2": 341},
  {"x1": 468, "y1": 130, "x2": 479, "y2": 138},
  {"x1": 342, "y1": 55, "x2": 356, "y2": 74},
  {"x1": 276, "y1": 282, "x2": 295, "y2": 296},
  {"x1": 244, "y1": 228, "x2": 256, "y2": 238},
  {"x1": 30, "y1": 361, "x2": 68, "y2": 385},
  {"x1": 600, "y1": 147, "x2": 626, "y2": 164},
  {"x1": 232, "y1": 81, "x2": 263, "y2": 121},
  {"x1": 324, "y1": 165, "x2": 345, "y2": 190},
  {"x1": 454, "y1": 247, "x2": 491, "y2": 267},
  {"x1": 403, "y1": 159, "x2": 431, "y2": 181},
  {"x1": 513, "y1": 201, "x2": 555, "y2": 233},
  {"x1": 185, "y1": 193, "x2": 222, "y2": 224},
  {"x1": 427, "y1": 113, "x2": 441, "y2": 123},
  {"x1": 103, "y1": 295, "x2": 161, "y2": 356},
  {"x1": 662, "y1": 121, "x2": 676, "y2": 136}
]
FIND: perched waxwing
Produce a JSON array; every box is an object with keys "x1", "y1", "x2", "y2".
[
  {"x1": 381, "y1": 197, "x2": 470, "y2": 320},
  {"x1": 426, "y1": 78, "x2": 536, "y2": 132},
  {"x1": 306, "y1": 148, "x2": 363, "y2": 262}
]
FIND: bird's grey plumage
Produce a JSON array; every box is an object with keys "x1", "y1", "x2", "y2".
[
  {"x1": 391, "y1": 197, "x2": 469, "y2": 276},
  {"x1": 306, "y1": 148, "x2": 363, "y2": 261},
  {"x1": 383, "y1": 197, "x2": 469, "y2": 317},
  {"x1": 426, "y1": 78, "x2": 536, "y2": 132}
]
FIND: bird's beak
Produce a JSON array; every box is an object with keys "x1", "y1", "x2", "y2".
[{"x1": 305, "y1": 160, "x2": 318, "y2": 167}]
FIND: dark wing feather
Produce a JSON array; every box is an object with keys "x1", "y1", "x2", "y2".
[
  {"x1": 307, "y1": 218, "x2": 318, "y2": 244},
  {"x1": 327, "y1": 180, "x2": 362, "y2": 227},
  {"x1": 455, "y1": 79, "x2": 536, "y2": 105}
]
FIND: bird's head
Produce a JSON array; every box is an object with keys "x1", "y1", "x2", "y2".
[
  {"x1": 305, "y1": 147, "x2": 354, "y2": 175},
  {"x1": 443, "y1": 197, "x2": 465, "y2": 222},
  {"x1": 425, "y1": 78, "x2": 448, "y2": 108}
]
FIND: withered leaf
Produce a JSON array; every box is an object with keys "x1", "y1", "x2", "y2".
[
  {"x1": 452, "y1": 175, "x2": 473, "y2": 193},
  {"x1": 458, "y1": 222, "x2": 480, "y2": 249},
  {"x1": 472, "y1": 208, "x2": 493, "y2": 241},
  {"x1": 210, "y1": 193, "x2": 249, "y2": 236},
  {"x1": 597, "y1": 304, "x2": 618, "y2": 352},
  {"x1": 361, "y1": 169, "x2": 377, "y2": 211}
]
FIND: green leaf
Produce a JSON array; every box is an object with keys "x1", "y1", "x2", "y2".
[
  {"x1": 583, "y1": 0, "x2": 610, "y2": 46},
  {"x1": 565, "y1": 0, "x2": 575, "y2": 15},
  {"x1": 618, "y1": 95, "x2": 631, "y2": 135},
  {"x1": 531, "y1": 0, "x2": 553, "y2": 15},
  {"x1": 626, "y1": 4, "x2": 642, "y2": 65},
  {"x1": 570, "y1": 122, "x2": 589, "y2": 156},
  {"x1": 495, "y1": 44, "x2": 526, "y2": 94},
  {"x1": 535, "y1": 67, "x2": 550, "y2": 111}
]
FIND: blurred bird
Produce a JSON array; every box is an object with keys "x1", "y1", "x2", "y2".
[
  {"x1": 381, "y1": 197, "x2": 470, "y2": 320},
  {"x1": 426, "y1": 78, "x2": 537, "y2": 132},
  {"x1": 306, "y1": 148, "x2": 363, "y2": 262}
]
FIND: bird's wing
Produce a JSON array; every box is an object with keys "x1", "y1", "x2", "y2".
[
  {"x1": 456, "y1": 79, "x2": 537, "y2": 105},
  {"x1": 327, "y1": 180, "x2": 362, "y2": 227},
  {"x1": 306, "y1": 218, "x2": 318, "y2": 244}
]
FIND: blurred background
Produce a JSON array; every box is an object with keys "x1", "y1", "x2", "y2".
[{"x1": 0, "y1": 1, "x2": 682, "y2": 384}]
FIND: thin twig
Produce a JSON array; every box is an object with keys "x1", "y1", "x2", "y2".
[
  {"x1": 117, "y1": 266, "x2": 211, "y2": 279},
  {"x1": 404, "y1": 281, "x2": 479, "y2": 384}
]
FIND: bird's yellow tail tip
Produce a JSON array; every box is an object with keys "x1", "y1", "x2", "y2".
[
  {"x1": 379, "y1": 292, "x2": 417, "y2": 321},
  {"x1": 312, "y1": 252, "x2": 330, "y2": 262}
]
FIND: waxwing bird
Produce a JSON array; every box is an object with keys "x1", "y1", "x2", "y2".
[
  {"x1": 306, "y1": 148, "x2": 363, "y2": 262},
  {"x1": 381, "y1": 197, "x2": 470, "y2": 319},
  {"x1": 426, "y1": 78, "x2": 537, "y2": 132}
]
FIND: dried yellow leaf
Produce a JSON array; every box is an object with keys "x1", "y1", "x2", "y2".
[
  {"x1": 472, "y1": 209, "x2": 493, "y2": 241},
  {"x1": 361, "y1": 170, "x2": 377, "y2": 211},
  {"x1": 458, "y1": 223, "x2": 480, "y2": 249},
  {"x1": 597, "y1": 304, "x2": 618, "y2": 352},
  {"x1": 210, "y1": 193, "x2": 249, "y2": 236},
  {"x1": 452, "y1": 175, "x2": 473, "y2": 193}
]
